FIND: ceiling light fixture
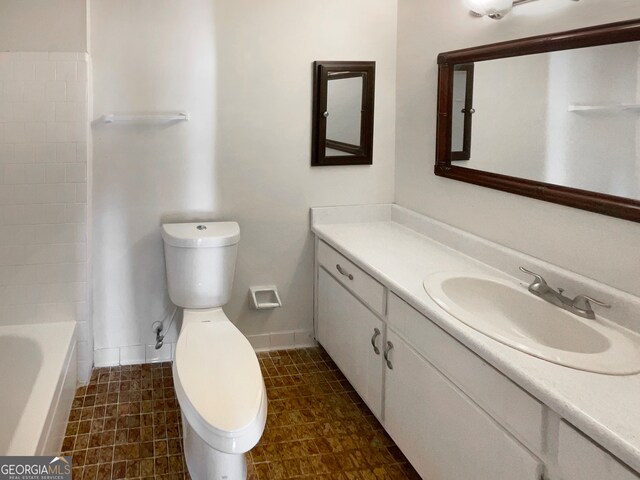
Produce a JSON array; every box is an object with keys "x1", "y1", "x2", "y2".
[{"x1": 464, "y1": 0, "x2": 579, "y2": 20}]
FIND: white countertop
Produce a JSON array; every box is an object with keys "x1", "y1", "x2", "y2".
[{"x1": 311, "y1": 204, "x2": 640, "y2": 473}]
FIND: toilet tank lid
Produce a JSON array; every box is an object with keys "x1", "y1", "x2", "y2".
[{"x1": 162, "y1": 222, "x2": 240, "y2": 248}]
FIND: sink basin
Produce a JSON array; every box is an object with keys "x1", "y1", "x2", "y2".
[{"x1": 424, "y1": 272, "x2": 640, "y2": 375}]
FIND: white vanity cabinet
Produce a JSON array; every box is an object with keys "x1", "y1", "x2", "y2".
[
  {"x1": 313, "y1": 236, "x2": 640, "y2": 480},
  {"x1": 316, "y1": 266, "x2": 385, "y2": 420},
  {"x1": 384, "y1": 328, "x2": 543, "y2": 480}
]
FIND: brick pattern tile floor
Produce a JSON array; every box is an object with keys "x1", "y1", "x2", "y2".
[{"x1": 62, "y1": 347, "x2": 420, "y2": 479}]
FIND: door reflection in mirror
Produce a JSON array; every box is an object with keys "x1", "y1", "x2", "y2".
[
  {"x1": 449, "y1": 43, "x2": 640, "y2": 200},
  {"x1": 451, "y1": 64, "x2": 474, "y2": 161}
]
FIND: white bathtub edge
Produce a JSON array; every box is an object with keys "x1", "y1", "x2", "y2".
[{"x1": 39, "y1": 338, "x2": 77, "y2": 455}]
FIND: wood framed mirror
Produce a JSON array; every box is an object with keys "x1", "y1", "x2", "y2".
[
  {"x1": 312, "y1": 61, "x2": 375, "y2": 166},
  {"x1": 435, "y1": 20, "x2": 640, "y2": 223}
]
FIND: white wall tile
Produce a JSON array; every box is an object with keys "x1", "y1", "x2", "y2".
[
  {"x1": 75, "y1": 143, "x2": 86, "y2": 162},
  {"x1": 45, "y1": 164, "x2": 66, "y2": 183},
  {"x1": 145, "y1": 343, "x2": 172, "y2": 363},
  {"x1": 45, "y1": 122, "x2": 67, "y2": 142},
  {"x1": 55, "y1": 143, "x2": 76, "y2": 162},
  {"x1": 49, "y1": 52, "x2": 79, "y2": 62},
  {"x1": 120, "y1": 345, "x2": 145, "y2": 365},
  {"x1": 270, "y1": 332, "x2": 295, "y2": 349},
  {"x1": 66, "y1": 82, "x2": 87, "y2": 102},
  {"x1": 0, "y1": 52, "x2": 90, "y2": 382},
  {"x1": 76, "y1": 319, "x2": 91, "y2": 341},
  {"x1": 14, "y1": 144, "x2": 36, "y2": 163},
  {"x1": 23, "y1": 81, "x2": 45, "y2": 102},
  {"x1": 13, "y1": 184, "x2": 76, "y2": 204},
  {"x1": 76, "y1": 62, "x2": 88, "y2": 82},
  {"x1": 12, "y1": 102, "x2": 35, "y2": 122},
  {"x1": 0, "y1": 102, "x2": 11, "y2": 122},
  {"x1": 24, "y1": 122, "x2": 46, "y2": 143},
  {"x1": 66, "y1": 163, "x2": 86, "y2": 182},
  {"x1": 3, "y1": 80, "x2": 24, "y2": 99},
  {"x1": 94, "y1": 348, "x2": 119, "y2": 368},
  {"x1": 55, "y1": 61, "x2": 77, "y2": 81},
  {"x1": 33, "y1": 102, "x2": 56, "y2": 122},
  {"x1": 35, "y1": 143, "x2": 56, "y2": 163},
  {"x1": 23, "y1": 164, "x2": 45, "y2": 184},
  {"x1": 35, "y1": 62, "x2": 56, "y2": 82},
  {"x1": 77, "y1": 340, "x2": 91, "y2": 362},
  {"x1": 77, "y1": 361, "x2": 92, "y2": 384},
  {"x1": 4, "y1": 165, "x2": 25, "y2": 184},
  {"x1": 45, "y1": 82, "x2": 66, "y2": 102},
  {"x1": 65, "y1": 204, "x2": 86, "y2": 223},
  {"x1": 11, "y1": 61, "x2": 36, "y2": 82},
  {"x1": 15, "y1": 53, "x2": 49, "y2": 63},
  {"x1": 248, "y1": 334, "x2": 270, "y2": 351},
  {"x1": 75, "y1": 183, "x2": 87, "y2": 203},
  {"x1": 0, "y1": 145, "x2": 14, "y2": 163},
  {"x1": 4, "y1": 123, "x2": 26, "y2": 143},
  {"x1": 0, "y1": 186, "x2": 14, "y2": 205}
]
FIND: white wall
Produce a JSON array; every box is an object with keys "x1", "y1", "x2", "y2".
[
  {"x1": 395, "y1": 0, "x2": 640, "y2": 297},
  {"x1": 547, "y1": 44, "x2": 639, "y2": 198},
  {"x1": 0, "y1": 0, "x2": 87, "y2": 52},
  {"x1": 0, "y1": 52, "x2": 91, "y2": 380},
  {"x1": 90, "y1": 0, "x2": 397, "y2": 363}
]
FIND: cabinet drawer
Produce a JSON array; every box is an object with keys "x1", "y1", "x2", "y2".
[
  {"x1": 317, "y1": 240, "x2": 385, "y2": 316},
  {"x1": 388, "y1": 293, "x2": 544, "y2": 455},
  {"x1": 558, "y1": 421, "x2": 639, "y2": 480}
]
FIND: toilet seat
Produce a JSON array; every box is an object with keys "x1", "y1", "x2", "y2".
[{"x1": 172, "y1": 308, "x2": 267, "y2": 454}]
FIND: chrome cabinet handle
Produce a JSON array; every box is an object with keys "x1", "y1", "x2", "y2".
[
  {"x1": 384, "y1": 341, "x2": 394, "y2": 369},
  {"x1": 371, "y1": 328, "x2": 381, "y2": 355},
  {"x1": 336, "y1": 264, "x2": 354, "y2": 280}
]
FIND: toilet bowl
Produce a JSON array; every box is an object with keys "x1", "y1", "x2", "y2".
[{"x1": 162, "y1": 222, "x2": 267, "y2": 480}]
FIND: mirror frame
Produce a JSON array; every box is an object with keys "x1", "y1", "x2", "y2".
[
  {"x1": 435, "y1": 19, "x2": 640, "y2": 223},
  {"x1": 312, "y1": 61, "x2": 375, "y2": 166}
]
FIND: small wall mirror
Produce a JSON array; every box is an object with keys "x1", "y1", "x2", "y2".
[
  {"x1": 312, "y1": 61, "x2": 375, "y2": 166},
  {"x1": 436, "y1": 20, "x2": 640, "y2": 223}
]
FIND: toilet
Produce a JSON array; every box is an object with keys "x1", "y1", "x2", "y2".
[{"x1": 161, "y1": 221, "x2": 267, "y2": 480}]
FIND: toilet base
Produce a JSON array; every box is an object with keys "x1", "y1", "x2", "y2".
[{"x1": 183, "y1": 413, "x2": 247, "y2": 480}]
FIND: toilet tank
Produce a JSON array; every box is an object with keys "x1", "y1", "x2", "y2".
[{"x1": 161, "y1": 222, "x2": 240, "y2": 309}]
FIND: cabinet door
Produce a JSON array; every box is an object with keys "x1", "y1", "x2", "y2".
[
  {"x1": 384, "y1": 329, "x2": 542, "y2": 480},
  {"x1": 558, "y1": 421, "x2": 640, "y2": 480},
  {"x1": 317, "y1": 267, "x2": 384, "y2": 420}
]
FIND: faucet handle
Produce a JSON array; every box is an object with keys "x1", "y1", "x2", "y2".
[
  {"x1": 519, "y1": 266, "x2": 548, "y2": 286},
  {"x1": 572, "y1": 294, "x2": 611, "y2": 311}
]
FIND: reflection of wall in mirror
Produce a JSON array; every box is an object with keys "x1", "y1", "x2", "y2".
[
  {"x1": 470, "y1": 54, "x2": 549, "y2": 180},
  {"x1": 546, "y1": 43, "x2": 639, "y2": 199},
  {"x1": 327, "y1": 76, "x2": 363, "y2": 146}
]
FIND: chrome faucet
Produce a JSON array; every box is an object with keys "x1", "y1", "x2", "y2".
[{"x1": 519, "y1": 267, "x2": 611, "y2": 320}]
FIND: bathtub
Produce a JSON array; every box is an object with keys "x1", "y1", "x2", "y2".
[{"x1": 0, "y1": 322, "x2": 77, "y2": 456}]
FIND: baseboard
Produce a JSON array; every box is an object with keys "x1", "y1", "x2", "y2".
[
  {"x1": 93, "y1": 329, "x2": 318, "y2": 367},
  {"x1": 246, "y1": 330, "x2": 318, "y2": 352}
]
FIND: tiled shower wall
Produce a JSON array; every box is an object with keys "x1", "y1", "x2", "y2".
[{"x1": 0, "y1": 52, "x2": 91, "y2": 382}]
